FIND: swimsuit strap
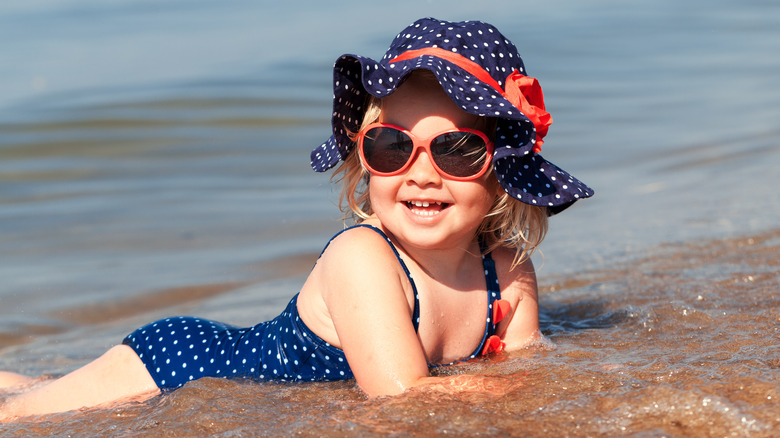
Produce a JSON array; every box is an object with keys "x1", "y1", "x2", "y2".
[
  {"x1": 481, "y1": 250, "x2": 502, "y2": 338},
  {"x1": 319, "y1": 224, "x2": 421, "y2": 331}
]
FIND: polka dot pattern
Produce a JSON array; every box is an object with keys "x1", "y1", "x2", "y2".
[
  {"x1": 123, "y1": 225, "x2": 503, "y2": 390},
  {"x1": 309, "y1": 17, "x2": 593, "y2": 214},
  {"x1": 492, "y1": 146, "x2": 594, "y2": 213},
  {"x1": 123, "y1": 295, "x2": 352, "y2": 390}
]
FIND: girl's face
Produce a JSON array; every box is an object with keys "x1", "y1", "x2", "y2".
[{"x1": 366, "y1": 72, "x2": 498, "y2": 252}]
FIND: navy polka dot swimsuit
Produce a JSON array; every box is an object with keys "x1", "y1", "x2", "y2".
[{"x1": 123, "y1": 225, "x2": 502, "y2": 390}]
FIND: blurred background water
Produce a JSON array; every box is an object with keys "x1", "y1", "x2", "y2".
[{"x1": 1, "y1": 0, "x2": 778, "y2": 435}]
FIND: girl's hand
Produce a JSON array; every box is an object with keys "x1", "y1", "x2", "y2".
[{"x1": 408, "y1": 373, "x2": 527, "y2": 400}]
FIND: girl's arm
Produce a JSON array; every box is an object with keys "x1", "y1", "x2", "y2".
[
  {"x1": 493, "y1": 255, "x2": 542, "y2": 350},
  {"x1": 316, "y1": 227, "x2": 430, "y2": 396}
]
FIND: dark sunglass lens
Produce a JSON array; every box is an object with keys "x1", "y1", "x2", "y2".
[
  {"x1": 430, "y1": 132, "x2": 488, "y2": 177},
  {"x1": 362, "y1": 127, "x2": 414, "y2": 173}
]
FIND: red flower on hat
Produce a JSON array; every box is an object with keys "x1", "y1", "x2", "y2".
[{"x1": 504, "y1": 70, "x2": 552, "y2": 153}]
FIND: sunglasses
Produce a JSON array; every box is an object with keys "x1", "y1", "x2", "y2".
[{"x1": 357, "y1": 123, "x2": 494, "y2": 181}]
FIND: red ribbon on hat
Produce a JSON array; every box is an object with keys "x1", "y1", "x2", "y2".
[
  {"x1": 504, "y1": 72, "x2": 551, "y2": 153},
  {"x1": 389, "y1": 48, "x2": 552, "y2": 153}
]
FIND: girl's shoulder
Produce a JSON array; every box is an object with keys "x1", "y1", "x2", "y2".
[
  {"x1": 297, "y1": 223, "x2": 418, "y2": 357},
  {"x1": 322, "y1": 224, "x2": 394, "y2": 256},
  {"x1": 316, "y1": 223, "x2": 406, "y2": 280}
]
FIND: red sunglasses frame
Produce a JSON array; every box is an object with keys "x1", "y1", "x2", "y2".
[{"x1": 357, "y1": 122, "x2": 494, "y2": 181}]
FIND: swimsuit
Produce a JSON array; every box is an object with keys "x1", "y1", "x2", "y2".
[{"x1": 123, "y1": 225, "x2": 503, "y2": 390}]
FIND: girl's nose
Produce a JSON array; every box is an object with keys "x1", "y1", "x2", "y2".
[{"x1": 404, "y1": 150, "x2": 442, "y2": 186}]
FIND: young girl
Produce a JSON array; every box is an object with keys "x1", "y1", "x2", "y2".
[{"x1": 0, "y1": 17, "x2": 592, "y2": 420}]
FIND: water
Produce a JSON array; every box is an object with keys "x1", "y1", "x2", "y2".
[{"x1": 1, "y1": 0, "x2": 779, "y2": 435}]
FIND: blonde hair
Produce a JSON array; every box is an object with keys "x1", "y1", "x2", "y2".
[{"x1": 331, "y1": 90, "x2": 548, "y2": 268}]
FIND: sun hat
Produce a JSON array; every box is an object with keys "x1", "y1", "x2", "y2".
[{"x1": 310, "y1": 17, "x2": 593, "y2": 214}]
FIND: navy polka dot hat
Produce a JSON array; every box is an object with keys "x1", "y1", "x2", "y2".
[{"x1": 310, "y1": 17, "x2": 593, "y2": 214}]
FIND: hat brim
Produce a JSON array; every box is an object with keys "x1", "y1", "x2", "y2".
[
  {"x1": 493, "y1": 145, "x2": 594, "y2": 215},
  {"x1": 310, "y1": 53, "x2": 593, "y2": 214}
]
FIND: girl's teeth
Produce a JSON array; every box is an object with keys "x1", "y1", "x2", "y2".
[
  {"x1": 407, "y1": 201, "x2": 444, "y2": 216},
  {"x1": 411, "y1": 201, "x2": 441, "y2": 207}
]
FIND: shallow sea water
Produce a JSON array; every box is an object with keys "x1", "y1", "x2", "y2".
[{"x1": 1, "y1": 0, "x2": 779, "y2": 436}]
